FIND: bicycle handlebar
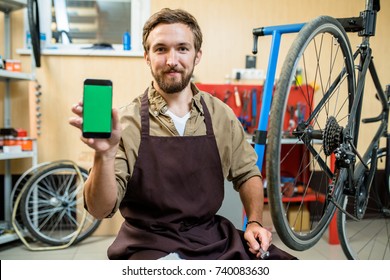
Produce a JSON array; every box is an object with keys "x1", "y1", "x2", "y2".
[{"x1": 252, "y1": 23, "x2": 304, "y2": 54}]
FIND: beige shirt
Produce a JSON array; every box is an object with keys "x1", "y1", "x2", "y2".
[{"x1": 111, "y1": 82, "x2": 261, "y2": 215}]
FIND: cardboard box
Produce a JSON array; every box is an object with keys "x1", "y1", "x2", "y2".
[{"x1": 287, "y1": 204, "x2": 310, "y2": 231}]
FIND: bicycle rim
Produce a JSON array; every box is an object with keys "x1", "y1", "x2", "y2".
[
  {"x1": 266, "y1": 16, "x2": 355, "y2": 250},
  {"x1": 20, "y1": 163, "x2": 101, "y2": 246},
  {"x1": 337, "y1": 149, "x2": 390, "y2": 259}
]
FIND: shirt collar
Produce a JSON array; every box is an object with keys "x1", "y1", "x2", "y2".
[{"x1": 148, "y1": 82, "x2": 204, "y2": 116}]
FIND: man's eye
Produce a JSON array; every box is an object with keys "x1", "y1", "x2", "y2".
[{"x1": 155, "y1": 47, "x2": 166, "y2": 52}]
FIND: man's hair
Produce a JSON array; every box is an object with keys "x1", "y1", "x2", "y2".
[{"x1": 142, "y1": 8, "x2": 203, "y2": 53}]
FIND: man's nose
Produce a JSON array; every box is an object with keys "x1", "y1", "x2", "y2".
[{"x1": 166, "y1": 49, "x2": 178, "y2": 67}]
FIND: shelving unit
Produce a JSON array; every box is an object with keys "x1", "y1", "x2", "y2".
[
  {"x1": 0, "y1": 69, "x2": 35, "y2": 81},
  {"x1": 0, "y1": 0, "x2": 38, "y2": 244}
]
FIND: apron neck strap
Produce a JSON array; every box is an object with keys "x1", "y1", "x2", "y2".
[
  {"x1": 200, "y1": 96, "x2": 214, "y2": 136},
  {"x1": 141, "y1": 89, "x2": 149, "y2": 136}
]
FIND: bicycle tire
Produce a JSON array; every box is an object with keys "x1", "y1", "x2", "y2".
[
  {"x1": 19, "y1": 162, "x2": 101, "y2": 246},
  {"x1": 266, "y1": 15, "x2": 355, "y2": 250},
  {"x1": 337, "y1": 148, "x2": 390, "y2": 259}
]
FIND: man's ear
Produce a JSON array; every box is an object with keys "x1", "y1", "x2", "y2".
[
  {"x1": 144, "y1": 52, "x2": 151, "y2": 66},
  {"x1": 194, "y1": 49, "x2": 202, "y2": 66}
]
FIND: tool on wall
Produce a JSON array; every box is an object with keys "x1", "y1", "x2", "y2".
[
  {"x1": 251, "y1": 88, "x2": 257, "y2": 128},
  {"x1": 239, "y1": 90, "x2": 251, "y2": 131},
  {"x1": 223, "y1": 90, "x2": 232, "y2": 103},
  {"x1": 296, "y1": 102, "x2": 306, "y2": 124},
  {"x1": 234, "y1": 86, "x2": 241, "y2": 108},
  {"x1": 287, "y1": 105, "x2": 296, "y2": 136}
]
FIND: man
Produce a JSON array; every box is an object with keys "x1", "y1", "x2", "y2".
[{"x1": 70, "y1": 8, "x2": 295, "y2": 260}]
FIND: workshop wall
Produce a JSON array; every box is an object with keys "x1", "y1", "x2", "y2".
[{"x1": 1, "y1": 0, "x2": 389, "y2": 235}]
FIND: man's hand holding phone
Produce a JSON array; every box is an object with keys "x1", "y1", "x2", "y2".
[{"x1": 69, "y1": 79, "x2": 121, "y2": 157}]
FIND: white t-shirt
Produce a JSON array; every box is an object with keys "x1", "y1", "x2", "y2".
[{"x1": 166, "y1": 110, "x2": 190, "y2": 136}]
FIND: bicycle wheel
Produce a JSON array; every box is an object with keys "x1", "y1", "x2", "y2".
[
  {"x1": 11, "y1": 162, "x2": 51, "y2": 228},
  {"x1": 266, "y1": 16, "x2": 356, "y2": 250},
  {"x1": 338, "y1": 148, "x2": 390, "y2": 259},
  {"x1": 19, "y1": 162, "x2": 101, "y2": 246}
]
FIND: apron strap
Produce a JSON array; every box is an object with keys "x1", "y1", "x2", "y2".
[
  {"x1": 141, "y1": 89, "x2": 149, "y2": 136},
  {"x1": 200, "y1": 97, "x2": 214, "y2": 136},
  {"x1": 140, "y1": 88, "x2": 215, "y2": 136}
]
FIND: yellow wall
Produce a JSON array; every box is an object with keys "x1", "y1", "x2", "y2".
[{"x1": 1, "y1": 0, "x2": 390, "y2": 234}]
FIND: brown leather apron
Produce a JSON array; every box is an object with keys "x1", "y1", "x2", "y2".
[{"x1": 107, "y1": 90, "x2": 297, "y2": 260}]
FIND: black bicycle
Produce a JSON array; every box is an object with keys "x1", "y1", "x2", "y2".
[{"x1": 254, "y1": 0, "x2": 389, "y2": 259}]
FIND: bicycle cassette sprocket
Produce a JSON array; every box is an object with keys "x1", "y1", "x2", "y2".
[{"x1": 323, "y1": 116, "x2": 343, "y2": 156}]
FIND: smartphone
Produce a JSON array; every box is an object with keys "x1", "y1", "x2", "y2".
[{"x1": 82, "y1": 79, "x2": 113, "y2": 138}]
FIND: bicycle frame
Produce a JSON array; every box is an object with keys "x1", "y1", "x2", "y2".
[{"x1": 348, "y1": 45, "x2": 388, "y2": 191}]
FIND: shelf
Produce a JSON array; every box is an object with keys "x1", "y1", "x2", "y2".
[
  {"x1": 0, "y1": 69, "x2": 35, "y2": 81},
  {"x1": 0, "y1": 220, "x2": 28, "y2": 245},
  {"x1": 0, "y1": 0, "x2": 27, "y2": 13},
  {"x1": 0, "y1": 139, "x2": 37, "y2": 160},
  {"x1": 0, "y1": 232, "x2": 20, "y2": 244},
  {"x1": 0, "y1": 150, "x2": 36, "y2": 160}
]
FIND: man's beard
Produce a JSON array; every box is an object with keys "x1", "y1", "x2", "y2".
[{"x1": 151, "y1": 66, "x2": 194, "y2": 94}]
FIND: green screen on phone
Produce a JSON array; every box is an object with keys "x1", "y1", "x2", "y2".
[{"x1": 83, "y1": 80, "x2": 112, "y2": 138}]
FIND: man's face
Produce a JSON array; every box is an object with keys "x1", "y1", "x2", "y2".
[{"x1": 144, "y1": 23, "x2": 202, "y2": 94}]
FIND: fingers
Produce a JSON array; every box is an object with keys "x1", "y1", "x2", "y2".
[
  {"x1": 70, "y1": 102, "x2": 121, "y2": 152},
  {"x1": 258, "y1": 229, "x2": 272, "y2": 251},
  {"x1": 247, "y1": 240, "x2": 266, "y2": 259},
  {"x1": 245, "y1": 225, "x2": 273, "y2": 259},
  {"x1": 246, "y1": 232, "x2": 260, "y2": 252},
  {"x1": 71, "y1": 101, "x2": 83, "y2": 116},
  {"x1": 69, "y1": 101, "x2": 83, "y2": 129},
  {"x1": 68, "y1": 116, "x2": 82, "y2": 129}
]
